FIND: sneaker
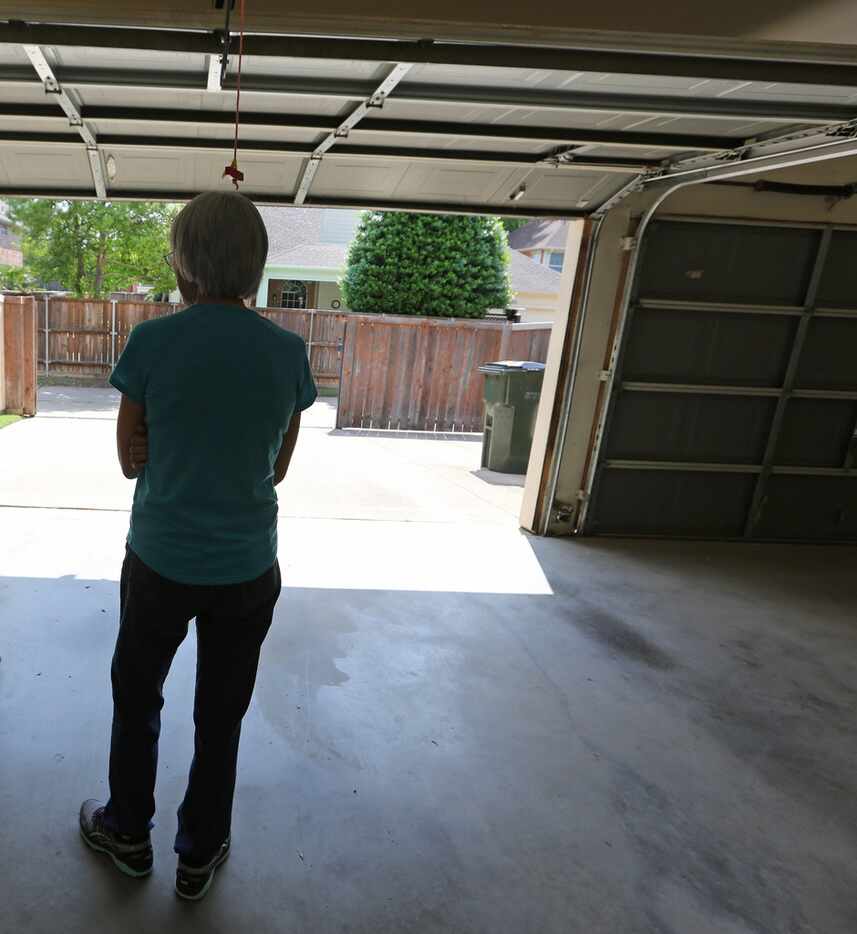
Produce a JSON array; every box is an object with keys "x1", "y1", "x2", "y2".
[
  {"x1": 175, "y1": 837, "x2": 231, "y2": 901},
  {"x1": 78, "y1": 799, "x2": 153, "y2": 878}
]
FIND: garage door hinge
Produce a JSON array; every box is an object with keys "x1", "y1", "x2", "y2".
[
  {"x1": 576, "y1": 490, "x2": 589, "y2": 502},
  {"x1": 620, "y1": 236, "x2": 638, "y2": 252},
  {"x1": 598, "y1": 369, "x2": 612, "y2": 382}
]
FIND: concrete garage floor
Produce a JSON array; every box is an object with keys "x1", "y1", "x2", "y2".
[{"x1": 1, "y1": 389, "x2": 856, "y2": 933}]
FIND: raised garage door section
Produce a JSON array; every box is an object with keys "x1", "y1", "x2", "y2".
[{"x1": 583, "y1": 219, "x2": 857, "y2": 541}]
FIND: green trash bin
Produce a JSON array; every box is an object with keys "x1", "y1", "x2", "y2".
[{"x1": 478, "y1": 360, "x2": 546, "y2": 474}]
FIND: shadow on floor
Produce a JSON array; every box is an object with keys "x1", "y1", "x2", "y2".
[
  {"x1": 38, "y1": 385, "x2": 120, "y2": 419},
  {"x1": 470, "y1": 468, "x2": 525, "y2": 487}
]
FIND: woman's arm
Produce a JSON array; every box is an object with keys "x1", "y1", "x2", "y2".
[
  {"x1": 116, "y1": 394, "x2": 148, "y2": 479},
  {"x1": 274, "y1": 412, "x2": 301, "y2": 485}
]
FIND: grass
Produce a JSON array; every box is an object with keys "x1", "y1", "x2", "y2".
[{"x1": 0, "y1": 414, "x2": 22, "y2": 430}]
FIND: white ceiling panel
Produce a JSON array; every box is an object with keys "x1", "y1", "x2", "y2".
[
  {"x1": 75, "y1": 85, "x2": 208, "y2": 109},
  {"x1": 372, "y1": 99, "x2": 788, "y2": 140},
  {"x1": 580, "y1": 144, "x2": 681, "y2": 160},
  {"x1": 0, "y1": 142, "x2": 91, "y2": 186},
  {"x1": 240, "y1": 55, "x2": 386, "y2": 83},
  {"x1": 0, "y1": 82, "x2": 63, "y2": 105},
  {"x1": 224, "y1": 92, "x2": 352, "y2": 117},
  {"x1": 404, "y1": 66, "x2": 857, "y2": 107},
  {"x1": 91, "y1": 120, "x2": 320, "y2": 147},
  {"x1": 393, "y1": 162, "x2": 521, "y2": 203},
  {"x1": 521, "y1": 170, "x2": 634, "y2": 209},
  {"x1": 341, "y1": 130, "x2": 547, "y2": 156},
  {"x1": 47, "y1": 45, "x2": 207, "y2": 74},
  {"x1": 191, "y1": 153, "x2": 302, "y2": 194},
  {"x1": 70, "y1": 84, "x2": 351, "y2": 119},
  {"x1": 311, "y1": 158, "x2": 410, "y2": 198},
  {"x1": 1, "y1": 25, "x2": 854, "y2": 214},
  {"x1": 107, "y1": 151, "x2": 194, "y2": 190},
  {"x1": 0, "y1": 114, "x2": 71, "y2": 133},
  {"x1": 724, "y1": 81, "x2": 857, "y2": 105},
  {"x1": 0, "y1": 43, "x2": 32, "y2": 67},
  {"x1": 106, "y1": 150, "x2": 304, "y2": 195},
  {"x1": 375, "y1": 99, "x2": 618, "y2": 126}
]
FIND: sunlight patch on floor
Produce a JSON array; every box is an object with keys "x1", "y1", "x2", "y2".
[{"x1": 278, "y1": 517, "x2": 553, "y2": 595}]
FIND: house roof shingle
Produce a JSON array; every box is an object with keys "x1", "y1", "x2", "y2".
[
  {"x1": 507, "y1": 250, "x2": 562, "y2": 294},
  {"x1": 508, "y1": 219, "x2": 569, "y2": 252},
  {"x1": 267, "y1": 242, "x2": 351, "y2": 269},
  {"x1": 260, "y1": 206, "x2": 362, "y2": 265}
]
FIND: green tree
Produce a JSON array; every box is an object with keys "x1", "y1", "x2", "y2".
[
  {"x1": 500, "y1": 217, "x2": 531, "y2": 235},
  {"x1": 8, "y1": 199, "x2": 176, "y2": 298},
  {"x1": 0, "y1": 265, "x2": 35, "y2": 291},
  {"x1": 341, "y1": 212, "x2": 512, "y2": 318}
]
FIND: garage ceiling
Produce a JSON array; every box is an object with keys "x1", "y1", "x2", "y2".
[{"x1": 2, "y1": 21, "x2": 857, "y2": 213}]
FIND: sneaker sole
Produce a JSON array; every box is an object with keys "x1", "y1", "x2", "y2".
[
  {"x1": 175, "y1": 847, "x2": 230, "y2": 901},
  {"x1": 79, "y1": 824, "x2": 153, "y2": 879}
]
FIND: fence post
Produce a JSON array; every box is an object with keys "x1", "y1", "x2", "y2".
[
  {"x1": 307, "y1": 308, "x2": 315, "y2": 368},
  {"x1": 43, "y1": 294, "x2": 49, "y2": 374},
  {"x1": 498, "y1": 322, "x2": 512, "y2": 361},
  {"x1": 27, "y1": 297, "x2": 36, "y2": 415},
  {"x1": 110, "y1": 299, "x2": 117, "y2": 367}
]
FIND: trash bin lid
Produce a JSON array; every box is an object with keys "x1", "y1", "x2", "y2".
[{"x1": 478, "y1": 360, "x2": 546, "y2": 374}]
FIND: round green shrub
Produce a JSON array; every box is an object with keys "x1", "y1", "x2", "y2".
[{"x1": 341, "y1": 212, "x2": 512, "y2": 318}]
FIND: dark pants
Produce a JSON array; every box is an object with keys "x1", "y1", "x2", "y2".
[{"x1": 102, "y1": 547, "x2": 281, "y2": 864}]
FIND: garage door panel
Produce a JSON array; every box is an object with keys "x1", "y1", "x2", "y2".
[
  {"x1": 585, "y1": 218, "x2": 854, "y2": 541},
  {"x1": 795, "y1": 318, "x2": 857, "y2": 390},
  {"x1": 815, "y1": 231, "x2": 857, "y2": 308},
  {"x1": 593, "y1": 470, "x2": 756, "y2": 537},
  {"x1": 774, "y1": 399, "x2": 857, "y2": 468},
  {"x1": 622, "y1": 307, "x2": 796, "y2": 387},
  {"x1": 755, "y1": 477, "x2": 857, "y2": 541},
  {"x1": 605, "y1": 393, "x2": 775, "y2": 464},
  {"x1": 638, "y1": 222, "x2": 819, "y2": 305}
]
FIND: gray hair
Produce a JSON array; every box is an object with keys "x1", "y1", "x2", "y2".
[{"x1": 171, "y1": 191, "x2": 268, "y2": 299}]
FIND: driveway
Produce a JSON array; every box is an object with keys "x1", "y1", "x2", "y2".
[{"x1": 0, "y1": 386, "x2": 545, "y2": 594}]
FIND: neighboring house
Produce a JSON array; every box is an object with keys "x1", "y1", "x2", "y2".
[
  {"x1": 0, "y1": 200, "x2": 23, "y2": 268},
  {"x1": 508, "y1": 219, "x2": 569, "y2": 273},
  {"x1": 256, "y1": 207, "x2": 562, "y2": 321},
  {"x1": 257, "y1": 207, "x2": 362, "y2": 310},
  {"x1": 507, "y1": 250, "x2": 562, "y2": 323}
]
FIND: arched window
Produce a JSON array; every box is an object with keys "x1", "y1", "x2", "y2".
[{"x1": 280, "y1": 280, "x2": 308, "y2": 309}]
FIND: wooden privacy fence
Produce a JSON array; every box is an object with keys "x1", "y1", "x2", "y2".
[
  {"x1": 336, "y1": 315, "x2": 552, "y2": 432},
  {"x1": 38, "y1": 298, "x2": 178, "y2": 377},
  {"x1": 1, "y1": 294, "x2": 37, "y2": 415},
  {"x1": 17, "y1": 296, "x2": 552, "y2": 430},
  {"x1": 33, "y1": 297, "x2": 347, "y2": 390},
  {"x1": 261, "y1": 308, "x2": 347, "y2": 389}
]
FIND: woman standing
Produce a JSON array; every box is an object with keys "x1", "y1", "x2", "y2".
[{"x1": 78, "y1": 191, "x2": 317, "y2": 900}]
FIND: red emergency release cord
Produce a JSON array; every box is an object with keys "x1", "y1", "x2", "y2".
[{"x1": 223, "y1": 0, "x2": 246, "y2": 189}]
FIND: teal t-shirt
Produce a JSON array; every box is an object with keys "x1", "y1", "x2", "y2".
[{"x1": 110, "y1": 303, "x2": 317, "y2": 585}]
